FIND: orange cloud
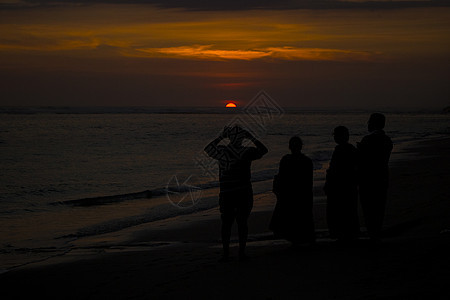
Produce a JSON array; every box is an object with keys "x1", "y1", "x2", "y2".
[
  {"x1": 266, "y1": 47, "x2": 378, "y2": 61},
  {"x1": 134, "y1": 45, "x2": 270, "y2": 61},
  {"x1": 133, "y1": 45, "x2": 378, "y2": 62}
]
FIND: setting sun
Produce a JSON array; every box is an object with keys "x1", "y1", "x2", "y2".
[{"x1": 225, "y1": 102, "x2": 237, "y2": 108}]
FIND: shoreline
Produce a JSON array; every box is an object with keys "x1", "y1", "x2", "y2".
[
  {"x1": 0, "y1": 135, "x2": 441, "y2": 261},
  {"x1": 1, "y1": 136, "x2": 450, "y2": 299}
]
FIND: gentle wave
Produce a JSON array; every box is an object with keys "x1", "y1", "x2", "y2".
[
  {"x1": 51, "y1": 169, "x2": 279, "y2": 207},
  {"x1": 60, "y1": 195, "x2": 220, "y2": 239},
  {"x1": 51, "y1": 190, "x2": 154, "y2": 207}
]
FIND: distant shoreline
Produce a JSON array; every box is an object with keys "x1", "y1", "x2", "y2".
[{"x1": 0, "y1": 106, "x2": 447, "y2": 115}]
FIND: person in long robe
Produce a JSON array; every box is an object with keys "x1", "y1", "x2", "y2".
[
  {"x1": 357, "y1": 113, "x2": 393, "y2": 243},
  {"x1": 270, "y1": 136, "x2": 315, "y2": 245},
  {"x1": 324, "y1": 126, "x2": 360, "y2": 242}
]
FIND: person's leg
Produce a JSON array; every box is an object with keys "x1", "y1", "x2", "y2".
[
  {"x1": 220, "y1": 212, "x2": 234, "y2": 260},
  {"x1": 219, "y1": 194, "x2": 235, "y2": 261},
  {"x1": 236, "y1": 196, "x2": 253, "y2": 260},
  {"x1": 236, "y1": 214, "x2": 249, "y2": 259}
]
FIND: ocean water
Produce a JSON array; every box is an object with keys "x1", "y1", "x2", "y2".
[{"x1": 0, "y1": 107, "x2": 448, "y2": 269}]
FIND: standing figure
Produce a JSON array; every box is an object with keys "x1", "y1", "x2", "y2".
[
  {"x1": 270, "y1": 136, "x2": 315, "y2": 245},
  {"x1": 358, "y1": 113, "x2": 393, "y2": 242},
  {"x1": 204, "y1": 125, "x2": 268, "y2": 261},
  {"x1": 324, "y1": 126, "x2": 359, "y2": 242}
]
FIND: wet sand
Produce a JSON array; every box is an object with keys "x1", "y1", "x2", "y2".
[{"x1": 1, "y1": 137, "x2": 450, "y2": 299}]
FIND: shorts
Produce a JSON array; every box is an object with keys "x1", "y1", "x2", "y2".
[{"x1": 219, "y1": 190, "x2": 253, "y2": 220}]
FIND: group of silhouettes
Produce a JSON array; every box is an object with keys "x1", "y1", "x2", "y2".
[{"x1": 205, "y1": 113, "x2": 393, "y2": 261}]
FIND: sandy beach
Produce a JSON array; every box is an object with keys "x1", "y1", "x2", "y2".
[{"x1": 1, "y1": 137, "x2": 450, "y2": 299}]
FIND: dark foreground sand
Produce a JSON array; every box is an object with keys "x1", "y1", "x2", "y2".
[{"x1": 2, "y1": 137, "x2": 450, "y2": 299}]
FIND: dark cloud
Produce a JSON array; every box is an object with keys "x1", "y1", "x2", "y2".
[{"x1": 3, "y1": 0, "x2": 450, "y2": 10}]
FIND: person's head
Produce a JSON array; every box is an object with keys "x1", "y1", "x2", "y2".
[
  {"x1": 226, "y1": 125, "x2": 245, "y2": 146},
  {"x1": 333, "y1": 126, "x2": 349, "y2": 145},
  {"x1": 368, "y1": 113, "x2": 386, "y2": 132},
  {"x1": 289, "y1": 136, "x2": 303, "y2": 154}
]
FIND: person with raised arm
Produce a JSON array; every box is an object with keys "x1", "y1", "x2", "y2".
[{"x1": 205, "y1": 125, "x2": 268, "y2": 261}]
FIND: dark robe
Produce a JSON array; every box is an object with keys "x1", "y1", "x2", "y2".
[
  {"x1": 324, "y1": 143, "x2": 359, "y2": 240},
  {"x1": 357, "y1": 130, "x2": 393, "y2": 239},
  {"x1": 270, "y1": 153, "x2": 315, "y2": 243}
]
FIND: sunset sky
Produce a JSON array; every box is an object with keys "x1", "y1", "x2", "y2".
[{"x1": 1, "y1": 0, "x2": 449, "y2": 108}]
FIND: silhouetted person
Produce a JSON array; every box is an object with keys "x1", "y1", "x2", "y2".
[
  {"x1": 324, "y1": 126, "x2": 359, "y2": 242},
  {"x1": 204, "y1": 125, "x2": 268, "y2": 261},
  {"x1": 357, "y1": 113, "x2": 393, "y2": 243},
  {"x1": 269, "y1": 136, "x2": 315, "y2": 246}
]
